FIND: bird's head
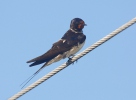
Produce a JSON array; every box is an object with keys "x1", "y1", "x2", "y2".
[{"x1": 70, "y1": 18, "x2": 87, "y2": 32}]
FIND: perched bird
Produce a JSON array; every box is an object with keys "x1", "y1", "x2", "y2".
[{"x1": 22, "y1": 18, "x2": 86, "y2": 88}]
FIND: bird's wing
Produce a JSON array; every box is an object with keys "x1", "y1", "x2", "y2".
[{"x1": 27, "y1": 39, "x2": 78, "y2": 66}]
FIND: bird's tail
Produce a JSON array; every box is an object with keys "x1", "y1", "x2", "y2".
[{"x1": 20, "y1": 63, "x2": 47, "y2": 89}]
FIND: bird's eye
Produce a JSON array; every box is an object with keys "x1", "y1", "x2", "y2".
[{"x1": 80, "y1": 21, "x2": 84, "y2": 24}]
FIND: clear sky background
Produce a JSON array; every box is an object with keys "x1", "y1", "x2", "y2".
[{"x1": 0, "y1": 0, "x2": 136, "y2": 100}]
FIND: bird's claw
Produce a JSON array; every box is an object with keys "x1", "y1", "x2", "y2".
[
  {"x1": 66, "y1": 57, "x2": 73, "y2": 64},
  {"x1": 66, "y1": 55, "x2": 78, "y2": 65}
]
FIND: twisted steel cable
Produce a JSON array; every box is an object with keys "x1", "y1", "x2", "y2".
[{"x1": 8, "y1": 17, "x2": 136, "y2": 100}]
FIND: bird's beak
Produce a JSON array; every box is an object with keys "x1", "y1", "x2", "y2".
[{"x1": 84, "y1": 24, "x2": 87, "y2": 26}]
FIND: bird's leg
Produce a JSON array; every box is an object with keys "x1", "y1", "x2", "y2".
[
  {"x1": 67, "y1": 54, "x2": 76, "y2": 64},
  {"x1": 70, "y1": 54, "x2": 78, "y2": 63}
]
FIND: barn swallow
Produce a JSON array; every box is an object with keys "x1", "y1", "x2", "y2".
[{"x1": 22, "y1": 18, "x2": 86, "y2": 88}]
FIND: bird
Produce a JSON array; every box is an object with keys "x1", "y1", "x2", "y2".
[{"x1": 21, "y1": 18, "x2": 86, "y2": 88}]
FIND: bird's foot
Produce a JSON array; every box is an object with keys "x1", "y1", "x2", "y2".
[
  {"x1": 66, "y1": 55, "x2": 78, "y2": 65},
  {"x1": 68, "y1": 57, "x2": 73, "y2": 63}
]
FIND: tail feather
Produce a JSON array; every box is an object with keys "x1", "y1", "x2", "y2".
[
  {"x1": 26, "y1": 55, "x2": 49, "y2": 67},
  {"x1": 26, "y1": 57, "x2": 40, "y2": 63},
  {"x1": 20, "y1": 63, "x2": 47, "y2": 88},
  {"x1": 29, "y1": 61, "x2": 45, "y2": 67}
]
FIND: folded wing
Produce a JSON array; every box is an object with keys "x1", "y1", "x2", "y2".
[{"x1": 27, "y1": 39, "x2": 77, "y2": 67}]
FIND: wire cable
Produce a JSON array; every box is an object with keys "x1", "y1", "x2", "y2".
[{"x1": 8, "y1": 17, "x2": 136, "y2": 100}]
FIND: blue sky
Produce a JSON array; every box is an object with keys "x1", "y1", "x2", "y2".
[{"x1": 0, "y1": 0, "x2": 136, "y2": 100}]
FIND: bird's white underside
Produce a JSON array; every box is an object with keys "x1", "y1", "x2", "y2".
[{"x1": 45, "y1": 41, "x2": 85, "y2": 66}]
